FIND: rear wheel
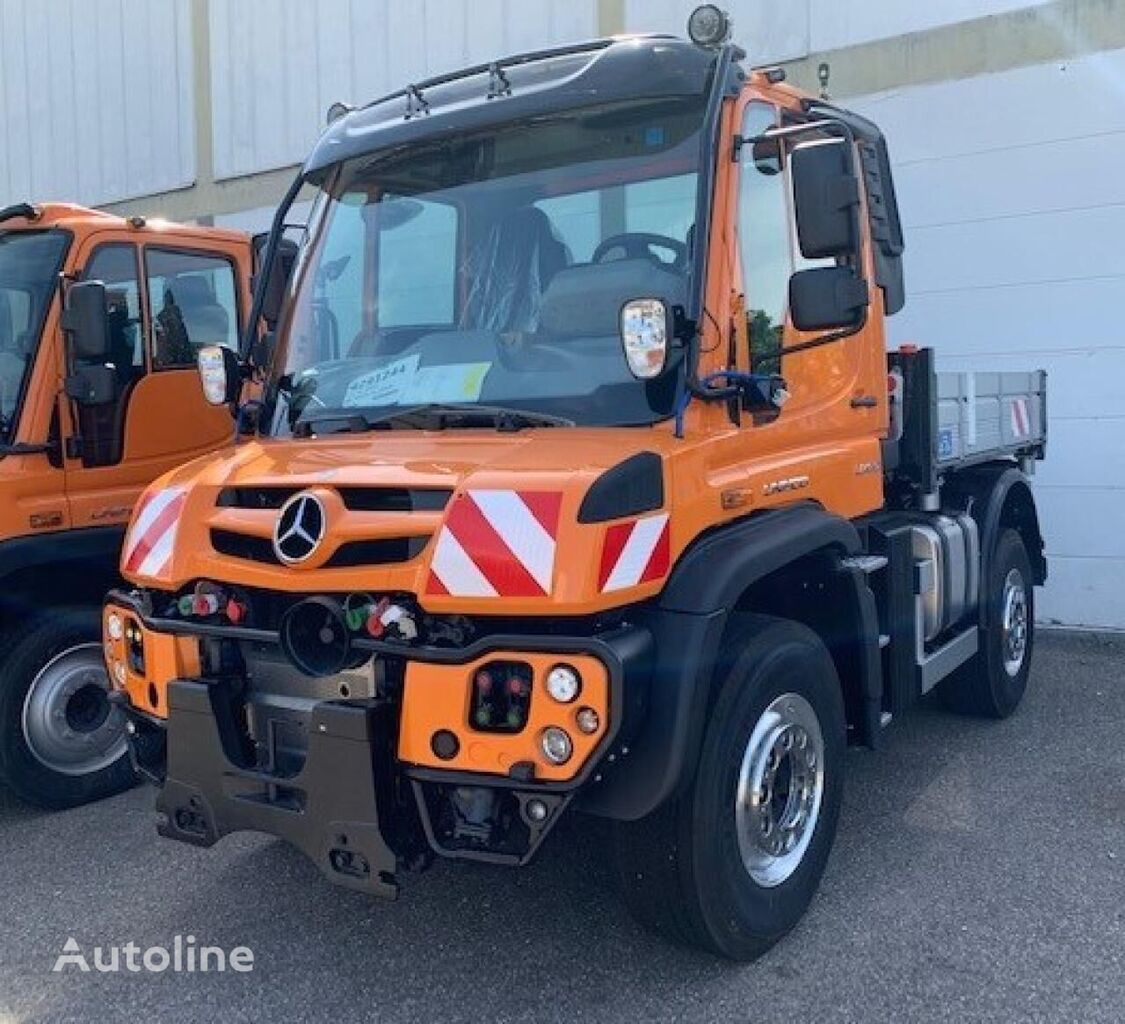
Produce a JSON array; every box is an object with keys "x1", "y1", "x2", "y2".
[
  {"x1": 0, "y1": 610, "x2": 135, "y2": 809},
  {"x1": 941, "y1": 528, "x2": 1034, "y2": 718},
  {"x1": 615, "y1": 615, "x2": 846, "y2": 960}
]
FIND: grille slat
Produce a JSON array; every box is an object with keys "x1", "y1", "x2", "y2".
[
  {"x1": 216, "y1": 486, "x2": 452, "y2": 513},
  {"x1": 209, "y1": 529, "x2": 431, "y2": 568}
]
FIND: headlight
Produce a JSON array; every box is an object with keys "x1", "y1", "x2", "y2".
[
  {"x1": 540, "y1": 727, "x2": 573, "y2": 766},
  {"x1": 575, "y1": 707, "x2": 600, "y2": 735},
  {"x1": 545, "y1": 664, "x2": 581, "y2": 703},
  {"x1": 106, "y1": 613, "x2": 123, "y2": 641}
]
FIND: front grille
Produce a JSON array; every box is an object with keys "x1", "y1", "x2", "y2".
[
  {"x1": 216, "y1": 486, "x2": 452, "y2": 513},
  {"x1": 324, "y1": 536, "x2": 431, "y2": 567},
  {"x1": 211, "y1": 529, "x2": 278, "y2": 564},
  {"x1": 210, "y1": 529, "x2": 431, "y2": 568},
  {"x1": 216, "y1": 487, "x2": 298, "y2": 510},
  {"x1": 339, "y1": 487, "x2": 452, "y2": 513}
]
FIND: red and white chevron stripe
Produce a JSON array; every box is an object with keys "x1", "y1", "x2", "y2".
[
  {"x1": 427, "y1": 490, "x2": 562, "y2": 598},
  {"x1": 122, "y1": 487, "x2": 187, "y2": 579},
  {"x1": 598, "y1": 513, "x2": 670, "y2": 593},
  {"x1": 1010, "y1": 397, "x2": 1031, "y2": 439}
]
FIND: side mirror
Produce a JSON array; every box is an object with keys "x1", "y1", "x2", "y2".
[
  {"x1": 790, "y1": 138, "x2": 862, "y2": 259},
  {"x1": 197, "y1": 345, "x2": 242, "y2": 406},
  {"x1": 64, "y1": 364, "x2": 116, "y2": 406},
  {"x1": 789, "y1": 266, "x2": 869, "y2": 333},
  {"x1": 620, "y1": 298, "x2": 670, "y2": 379},
  {"x1": 252, "y1": 236, "x2": 299, "y2": 328},
  {"x1": 61, "y1": 280, "x2": 110, "y2": 361}
]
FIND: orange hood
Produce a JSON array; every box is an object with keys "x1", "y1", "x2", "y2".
[{"x1": 120, "y1": 429, "x2": 680, "y2": 615}]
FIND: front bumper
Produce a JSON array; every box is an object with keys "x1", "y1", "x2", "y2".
[
  {"x1": 107, "y1": 589, "x2": 654, "y2": 886},
  {"x1": 153, "y1": 682, "x2": 400, "y2": 897}
]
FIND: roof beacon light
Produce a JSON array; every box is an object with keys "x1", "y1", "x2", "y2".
[{"x1": 687, "y1": 5, "x2": 732, "y2": 49}]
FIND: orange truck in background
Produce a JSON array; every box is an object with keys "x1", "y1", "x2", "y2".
[
  {"x1": 0, "y1": 202, "x2": 255, "y2": 808},
  {"x1": 104, "y1": 11, "x2": 1048, "y2": 960}
]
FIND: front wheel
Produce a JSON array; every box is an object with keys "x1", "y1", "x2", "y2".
[
  {"x1": 615, "y1": 615, "x2": 846, "y2": 960},
  {"x1": 0, "y1": 610, "x2": 135, "y2": 809}
]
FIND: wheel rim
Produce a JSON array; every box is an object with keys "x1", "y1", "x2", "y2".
[
  {"x1": 21, "y1": 643, "x2": 127, "y2": 776},
  {"x1": 735, "y1": 692, "x2": 825, "y2": 888},
  {"x1": 1001, "y1": 567, "x2": 1029, "y2": 677}
]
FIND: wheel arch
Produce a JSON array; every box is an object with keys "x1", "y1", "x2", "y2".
[
  {"x1": 946, "y1": 464, "x2": 1046, "y2": 613},
  {"x1": 0, "y1": 527, "x2": 124, "y2": 633},
  {"x1": 581, "y1": 502, "x2": 882, "y2": 821}
]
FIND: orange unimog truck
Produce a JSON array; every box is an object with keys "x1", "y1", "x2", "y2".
[
  {"x1": 104, "y1": 9, "x2": 1047, "y2": 959},
  {"x1": 0, "y1": 202, "x2": 256, "y2": 809}
]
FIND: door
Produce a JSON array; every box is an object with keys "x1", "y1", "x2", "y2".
[
  {"x1": 63, "y1": 238, "x2": 238, "y2": 532},
  {"x1": 720, "y1": 96, "x2": 887, "y2": 520}
]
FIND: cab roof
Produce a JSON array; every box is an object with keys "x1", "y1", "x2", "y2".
[
  {"x1": 306, "y1": 34, "x2": 720, "y2": 179},
  {"x1": 0, "y1": 201, "x2": 247, "y2": 245}
]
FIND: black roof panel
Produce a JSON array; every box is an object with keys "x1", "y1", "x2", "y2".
[{"x1": 305, "y1": 36, "x2": 719, "y2": 178}]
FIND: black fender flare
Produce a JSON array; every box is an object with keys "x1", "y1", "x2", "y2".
[
  {"x1": 946, "y1": 465, "x2": 1046, "y2": 619},
  {"x1": 580, "y1": 503, "x2": 871, "y2": 821},
  {"x1": 0, "y1": 526, "x2": 126, "y2": 619}
]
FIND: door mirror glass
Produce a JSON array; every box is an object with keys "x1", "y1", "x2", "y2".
[
  {"x1": 254, "y1": 237, "x2": 299, "y2": 328},
  {"x1": 61, "y1": 280, "x2": 110, "y2": 361},
  {"x1": 789, "y1": 266, "x2": 868, "y2": 333},
  {"x1": 620, "y1": 298, "x2": 670, "y2": 379},
  {"x1": 197, "y1": 344, "x2": 242, "y2": 406},
  {"x1": 790, "y1": 138, "x2": 861, "y2": 260}
]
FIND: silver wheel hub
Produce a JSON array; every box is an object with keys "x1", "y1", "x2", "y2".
[
  {"x1": 21, "y1": 643, "x2": 127, "y2": 776},
  {"x1": 735, "y1": 692, "x2": 825, "y2": 887},
  {"x1": 1001, "y1": 568, "x2": 1029, "y2": 677}
]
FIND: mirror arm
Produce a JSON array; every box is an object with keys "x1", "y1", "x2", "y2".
[
  {"x1": 0, "y1": 440, "x2": 59, "y2": 456},
  {"x1": 777, "y1": 302, "x2": 869, "y2": 358}
]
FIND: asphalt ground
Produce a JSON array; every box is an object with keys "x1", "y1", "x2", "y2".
[{"x1": 1, "y1": 629, "x2": 1122, "y2": 1024}]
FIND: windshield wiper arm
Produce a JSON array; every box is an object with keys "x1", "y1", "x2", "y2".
[
  {"x1": 292, "y1": 413, "x2": 379, "y2": 438},
  {"x1": 294, "y1": 403, "x2": 574, "y2": 437}
]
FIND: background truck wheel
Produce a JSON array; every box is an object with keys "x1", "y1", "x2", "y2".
[
  {"x1": 614, "y1": 614, "x2": 846, "y2": 961},
  {"x1": 0, "y1": 609, "x2": 135, "y2": 809},
  {"x1": 940, "y1": 527, "x2": 1034, "y2": 719}
]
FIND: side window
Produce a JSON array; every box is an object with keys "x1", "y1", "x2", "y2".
[
  {"x1": 77, "y1": 244, "x2": 144, "y2": 467},
  {"x1": 145, "y1": 248, "x2": 240, "y2": 368},
  {"x1": 85, "y1": 244, "x2": 145, "y2": 383},
  {"x1": 737, "y1": 104, "x2": 791, "y2": 376},
  {"x1": 377, "y1": 198, "x2": 457, "y2": 327}
]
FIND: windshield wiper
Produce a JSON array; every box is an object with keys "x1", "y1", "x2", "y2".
[{"x1": 293, "y1": 403, "x2": 574, "y2": 437}]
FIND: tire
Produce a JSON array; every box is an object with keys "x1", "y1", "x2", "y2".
[
  {"x1": 615, "y1": 614, "x2": 846, "y2": 960},
  {"x1": 0, "y1": 609, "x2": 135, "y2": 809},
  {"x1": 940, "y1": 528, "x2": 1034, "y2": 719}
]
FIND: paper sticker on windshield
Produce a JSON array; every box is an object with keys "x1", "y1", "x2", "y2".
[
  {"x1": 343, "y1": 354, "x2": 421, "y2": 408},
  {"x1": 403, "y1": 362, "x2": 492, "y2": 404}
]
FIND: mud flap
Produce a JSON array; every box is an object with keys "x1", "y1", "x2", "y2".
[{"x1": 156, "y1": 680, "x2": 399, "y2": 899}]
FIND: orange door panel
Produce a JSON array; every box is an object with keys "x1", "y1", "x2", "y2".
[{"x1": 65, "y1": 369, "x2": 231, "y2": 530}]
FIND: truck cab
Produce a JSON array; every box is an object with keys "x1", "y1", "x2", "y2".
[
  {"x1": 0, "y1": 202, "x2": 253, "y2": 808},
  {"x1": 104, "y1": 16, "x2": 1046, "y2": 960}
]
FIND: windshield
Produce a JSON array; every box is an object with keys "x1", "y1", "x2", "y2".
[
  {"x1": 265, "y1": 95, "x2": 706, "y2": 435},
  {"x1": 0, "y1": 230, "x2": 69, "y2": 439}
]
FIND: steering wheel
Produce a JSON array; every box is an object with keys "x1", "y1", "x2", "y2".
[{"x1": 591, "y1": 232, "x2": 688, "y2": 270}]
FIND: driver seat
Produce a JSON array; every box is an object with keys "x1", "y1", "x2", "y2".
[{"x1": 460, "y1": 206, "x2": 569, "y2": 333}]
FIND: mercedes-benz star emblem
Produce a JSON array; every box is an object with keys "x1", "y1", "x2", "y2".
[{"x1": 273, "y1": 491, "x2": 327, "y2": 565}]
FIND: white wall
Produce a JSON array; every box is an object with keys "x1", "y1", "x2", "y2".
[
  {"x1": 624, "y1": 0, "x2": 1052, "y2": 63},
  {"x1": 208, "y1": 0, "x2": 599, "y2": 181},
  {"x1": 0, "y1": 0, "x2": 195, "y2": 207},
  {"x1": 850, "y1": 47, "x2": 1125, "y2": 628}
]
